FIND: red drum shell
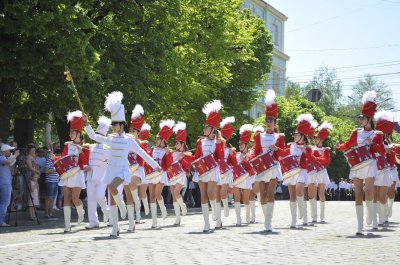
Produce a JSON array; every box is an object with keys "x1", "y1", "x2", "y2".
[
  {"x1": 192, "y1": 154, "x2": 218, "y2": 177},
  {"x1": 233, "y1": 164, "x2": 249, "y2": 186},
  {"x1": 280, "y1": 155, "x2": 301, "y2": 179},
  {"x1": 167, "y1": 162, "x2": 186, "y2": 182},
  {"x1": 249, "y1": 152, "x2": 278, "y2": 175},
  {"x1": 54, "y1": 155, "x2": 80, "y2": 180},
  {"x1": 344, "y1": 145, "x2": 374, "y2": 170}
]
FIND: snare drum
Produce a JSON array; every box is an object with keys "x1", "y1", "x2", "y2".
[
  {"x1": 167, "y1": 162, "x2": 186, "y2": 183},
  {"x1": 232, "y1": 164, "x2": 249, "y2": 186},
  {"x1": 145, "y1": 167, "x2": 162, "y2": 180},
  {"x1": 217, "y1": 159, "x2": 232, "y2": 179},
  {"x1": 280, "y1": 155, "x2": 301, "y2": 179},
  {"x1": 376, "y1": 155, "x2": 390, "y2": 172},
  {"x1": 249, "y1": 152, "x2": 278, "y2": 175},
  {"x1": 344, "y1": 145, "x2": 374, "y2": 170},
  {"x1": 391, "y1": 144, "x2": 400, "y2": 164},
  {"x1": 128, "y1": 153, "x2": 139, "y2": 175},
  {"x1": 192, "y1": 154, "x2": 218, "y2": 177},
  {"x1": 54, "y1": 155, "x2": 80, "y2": 180}
]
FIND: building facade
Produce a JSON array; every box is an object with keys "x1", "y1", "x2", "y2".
[{"x1": 242, "y1": 0, "x2": 290, "y2": 119}]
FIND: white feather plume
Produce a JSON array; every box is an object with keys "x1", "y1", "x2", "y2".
[
  {"x1": 265, "y1": 89, "x2": 276, "y2": 107},
  {"x1": 318, "y1": 122, "x2": 333, "y2": 131},
  {"x1": 310, "y1": 120, "x2": 318, "y2": 129},
  {"x1": 240, "y1": 124, "x2": 253, "y2": 134},
  {"x1": 67, "y1": 110, "x2": 82, "y2": 122},
  {"x1": 202, "y1": 100, "x2": 222, "y2": 115},
  {"x1": 362, "y1": 90, "x2": 377, "y2": 104},
  {"x1": 253, "y1": 125, "x2": 265, "y2": 133},
  {"x1": 296, "y1": 114, "x2": 313, "y2": 123},
  {"x1": 159, "y1": 119, "x2": 175, "y2": 129},
  {"x1": 104, "y1": 91, "x2": 123, "y2": 112},
  {"x1": 97, "y1": 116, "x2": 111, "y2": 126},
  {"x1": 141, "y1": 123, "x2": 151, "y2": 132},
  {"x1": 375, "y1": 110, "x2": 393, "y2": 122},
  {"x1": 131, "y1": 104, "x2": 144, "y2": 119},
  {"x1": 173, "y1": 122, "x2": 186, "y2": 133},
  {"x1": 220, "y1": 116, "x2": 235, "y2": 128}
]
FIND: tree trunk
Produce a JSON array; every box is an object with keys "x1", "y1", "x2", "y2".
[
  {"x1": 55, "y1": 115, "x2": 69, "y2": 149},
  {"x1": 0, "y1": 78, "x2": 17, "y2": 143}
]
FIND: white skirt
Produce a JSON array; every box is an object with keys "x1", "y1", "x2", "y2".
[
  {"x1": 391, "y1": 167, "x2": 399, "y2": 184},
  {"x1": 102, "y1": 165, "x2": 131, "y2": 185},
  {"x1": 283, "y1": 169, "x2": 308, "y2": 186},
  {"x1": 193, "y1": 166, "x2": 221, "y2": 183},
  {"x1": 167, "y1": 174, "x2": 188, "y2": 187},
  {"x1": 307, "y1": 172, "x2": 318, "y2": 187},
  {"x1": 146, "y1": 171, "x2": 168, "y2": 185},
  {"x1": 349, "y1": 160, "x2": 377, "y2": 180},
  {"x1": 375, "y1": 168, "x2": 392, "y2": 187},
  {"x1": 132, "y1": 166, "x2": 146, "y2": 185},
  {"x1": 235, "y1": 175, "x2": 254, "y2": 190},
  {"x1": 59, "y1": 170, "x2": 86, "y2": 189},
  {"x1": 255, "y1": 165, "x2": 283, "y2": 183},
  {"x1": 218, "y1": 170, "x2": 233, "y2": 187},
  {"x1": 317, "y1": 168, "x2": 331, "y2": 186}
]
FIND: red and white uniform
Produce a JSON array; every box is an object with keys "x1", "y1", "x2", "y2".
[
  {"x1": 168, "y1": 151, "x2": 193, "y2": 186},
  {"x1": 193, "y1": 138, "x2": 224, "y2": 183},
  {"x1": 282, "y1": 143, "x2": 313, "y2": 186},
  {"x1": 236, "y1": 152, "x2": 254, "y2": 190},
  {"x1": 336, "y1": 129, "x2": 384, "y2": 180},
  {"x1": 129, "y1": 145, "x2": 146, "y2": 183},
  {"x1": 311, "y1": 147, "x2": 331, "y2": 186},
  {"x1": 375, "y1": 142, "x2": 393, "y2": 187},
  {"x1": 58, "y1": 142, "x2": 89, "y2": 189},
  {"x1": 219, "y1": 146, "x2": 235, "y2": 186},
  {"x1": 146, "y1": 147, "x2": 172, "y2": 185},
  {"x1": 387, "y1": 147, "x2": 400, "y2": 184},
  {"x1": 253, "y1": 132, "x2": 285, "y2": 182}
]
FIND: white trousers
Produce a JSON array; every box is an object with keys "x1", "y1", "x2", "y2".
[{"x1": 87, "y1": 180, "x2": 107, "y2": 225}]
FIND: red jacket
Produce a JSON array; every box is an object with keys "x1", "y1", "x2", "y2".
[
  {"x1": 285, "y1": 143, "x2": 314, "y2": 170},
  {"x1": 311, "y1": 147, "x2": 331, "y2": 168},
  {"x1": 194, "y1": 138, "x2": 224, "y2": 161},
  {"x1": 226, "y1": 147, "x2": 238, "y2": 167},
  {"x1": 239, "y1": 152, "x2": 255, "y2": 176},
  {"x1": 145, "y1": 147, "x2": 173, "y2": 172},
  {"x1": 253, "y1": 132, "x2": 288, "y2": 160},
  {"x1": 336, "y1": 129, "x2": 385, "y2": 157}
]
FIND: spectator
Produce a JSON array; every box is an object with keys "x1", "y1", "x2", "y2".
[
  {"x1": 44, "y1": 152, "x2": 59, "y2": 218},
  {"x1": 339, "y1": 178, "x2": 347, "y2": 201},
  {"x1": 0, "y1": 144, "x2": 20, "y2": 227},
  {"x1": 36, "y1": 147, "x2": 48, "y2": 205},
  {"x1": 25, "y1": 145, "x2": 40, "y2": 220}
]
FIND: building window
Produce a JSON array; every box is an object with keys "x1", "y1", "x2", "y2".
[
  {"x1": 273, "y1": 71, "x2": 280, "y2": 92},
  {"x1": 273, "y1": 24, "x2": 279, "y2": 47}
]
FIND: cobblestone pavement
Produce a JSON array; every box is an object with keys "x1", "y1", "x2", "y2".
[{"x1": 0, "y1": 201, "x2": 399, "y2": 265}]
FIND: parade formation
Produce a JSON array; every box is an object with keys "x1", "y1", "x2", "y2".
[{"x1": 51, "y1": 88, "x2": 398, "y2": 237}]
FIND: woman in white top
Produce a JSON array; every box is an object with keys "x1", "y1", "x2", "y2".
[{"x1": 84, "y1": 92, "x2": 160, "y2": 237}]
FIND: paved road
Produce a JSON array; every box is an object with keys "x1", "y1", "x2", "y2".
[{"x1": 0, "y1": 201, "x2": 399, "y2": 264}]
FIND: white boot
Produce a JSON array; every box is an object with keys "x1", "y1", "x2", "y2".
[
  {"x1": 157, "y1": 198, "x2": 167, "y2": 220},
  {"x1": 215, "y1": 202, "x2": 222, "y2": 229},
  {"x1": 310, "y1": 198, "x2": 317, "y2": 222},
  {"x1": 177, "y1": 197, "x2": 187, "y2": 216},
  {"x1": 173, "y1": 202, "x2": 181, "y2": 225},
  {"x1": 303, "y1": 201, "x2": 308, "y2": 225},
  {"x1": 76, "y1": 204, "x2": 85, "y2": 225},
  {"x1": 201, "y1": 203, "x2": 210, "y2": 232},
  {"x1": 222, "y1": 198, "x2": 229, "y2": 217},
  {"x1": 234, "y1": 202, "x2": 241, "y2": 226},
  {"x1": 110, "y1": 205, "x2": 120, "y2": 237},
  {"x1": 63, "y1": 206, "x2": 71, "y2": 232},
  {"x1": 372, "y1": 202, "x2": 378, "y2": 229},
  {"x1": 112, "y1": 194, "x2": 127, "y2": 219},
  {"x1": 256, "y1": 192, "x2": 261, "y2": 204},
  {"x1": 320, "y1": 201, "x2": 326, "y2": 222},
  {"x1": 210, "y1": 199, "x2": 217, "y2": 221},
  {"x1": 98, "y1": 198, "x2": 109, "y2": 223},
  {"x1": 365, "y1": 200, "x2": 373, "y2": 225},
  {"x1": 290, "y1": 202, "x2": 297, "y2": 228},
  {"x1": 356, "y1": 205, "x2": 364, "y2": 235},
  {"x1": 383, "y1": 202, "x2": 389, "y2": 224},
  {"x1": 378, "y1": 202, "x2": 384, "y2": 226},
  {"x1": 131, "y1": 189, "x2": 141, "y2": 223},
  {"x1": 261, "y1": 204, "x2": 267, "y2": 229},
  {"x1": 141, "y1": 196, "x2": 150, "y2": 215},
  {"x1": 265, "y1": 202, "x2": 274, "y2": 232},
  {"x1": 127, "y1": 204, "x2": 135, "y2": 232},
  {"x1": 297, "y1": 196, "x2": 304, "y2": 219},
  {"x1": 388, "y1": 197, "x2": 394, "y2": 218},
  {"x1": 250, "y1": 200, "x2": 256, "y2": 223},
  {"x1": 245, "y1": 204, "x2": 250, "y2": 223},
  {"x1": 150, "y1": 203, "x2": 157, "y2": 228}
]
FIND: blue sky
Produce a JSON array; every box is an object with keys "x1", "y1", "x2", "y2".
[{"x1": 266, "y1": 0, "x2": 400, "y2": 118}]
